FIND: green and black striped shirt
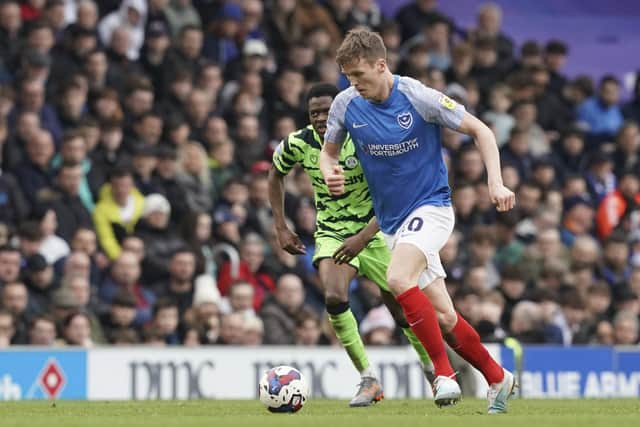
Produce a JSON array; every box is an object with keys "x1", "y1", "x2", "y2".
[{"x1": 273, "y1": 125, "x2": 378, "y2": 241}]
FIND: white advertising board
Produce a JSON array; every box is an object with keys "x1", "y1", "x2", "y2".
[{"x1": 88, "y1": 346, "x2": 500, "y2": 400}]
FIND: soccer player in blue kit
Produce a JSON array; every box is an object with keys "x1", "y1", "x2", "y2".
[{"x1": 320, "y1": 29, "x2": 517, "y2": 413}]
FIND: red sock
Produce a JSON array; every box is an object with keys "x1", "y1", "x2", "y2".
[
  {"x1": 444, "y1": 313, "x2": 504, "y2": 385},
  {"x1": 397, "y1": 286, "x2": 455, "y2": 378}
]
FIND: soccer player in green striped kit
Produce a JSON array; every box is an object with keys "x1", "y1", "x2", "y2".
[{"x1": 268, "y1": 83, "x2": 434, "y2": 407}]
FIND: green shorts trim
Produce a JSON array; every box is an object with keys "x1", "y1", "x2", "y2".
[{"x1": 313, "y1": 233, "x2": 391, "y2": 292}]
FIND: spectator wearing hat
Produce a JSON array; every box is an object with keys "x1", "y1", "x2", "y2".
[
  {"x1": 201, "y1": 3, "x2": 242, "y2": 65},
  {"x1": 360, "y1": 305, "x2": 396, "y2": 346},
  {"x1": 145, "y1": 0, "x2": 170, "y2": 36},
  {"x1": 23, "y1": 253, "x2": 57, "y2": 315},
  {"x1": 134, "y1": 193, "x2": 185, "y2": 283},
  {"x1": 93, "y1": 165, "x2": 145, "y2": 260},
  {"x1": 151, "y1": 144, "x2": 189, "y2": 222},
  {"x1": 190, "y1": 273, "x2": 221, "y2": 343},
  {"x1": 98, "y1": 0, "x2": 147, "y2": 61}
]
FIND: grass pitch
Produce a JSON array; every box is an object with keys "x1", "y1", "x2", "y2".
[{"x1": 1, "y1": 399, "x2": 638, "y2": 427}]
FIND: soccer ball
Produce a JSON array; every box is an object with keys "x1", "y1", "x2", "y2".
[{"x1": 258, "y1": 365, "x2": 309, "y2": 413}]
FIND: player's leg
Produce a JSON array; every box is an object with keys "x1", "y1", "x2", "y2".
[
  {"x1": 423, "y1": 278, "x2": 515, "y2": 413},
  {"x1": 386, "y1": 243, "x2": 460, "y2": 406},
  {"x1": 314, "y1": 237, "x2": 383, "y2": 406},
  {"x1": 357, "y1": 242, "x2": 435, "y2": 382}
]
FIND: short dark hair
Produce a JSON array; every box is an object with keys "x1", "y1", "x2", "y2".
[
  {"x1": 306, "y1": 83, "x2": 339, "y2": 104},
  {"x1": 545, "y1": 40, "x2": 568, "y2": 55},
  {"x1": 17, "y1": 221, "x2": 43, "y2": 241},
  {"x1": 109, "y1": 164, "x2": 133, "y2": 180},
  {"x1": 600, "y1": 74, "x2": 620, "y2": 88},
  {"x1": 153, "y1": 298, "x2": 178, "y2": 317}
]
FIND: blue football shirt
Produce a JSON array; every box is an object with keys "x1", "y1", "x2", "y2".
[{"x1": 325, "y1": 75, "x2": 466, "y2": 234}]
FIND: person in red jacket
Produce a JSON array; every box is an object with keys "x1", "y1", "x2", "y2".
[
  {"x1": 217, "y1": 233, "x2": 275, "y2": 310},
  {"x1": 597, "y1": 171, "x2": 640, "y2": 239}
]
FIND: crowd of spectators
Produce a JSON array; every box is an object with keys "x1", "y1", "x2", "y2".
[{"x1": 0, "y1": 0, "x2": 639, "y2": 349}]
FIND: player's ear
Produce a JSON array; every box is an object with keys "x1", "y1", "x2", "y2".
[{"x1": 376, "y1": 58, "x2": 386, "y2": 73}]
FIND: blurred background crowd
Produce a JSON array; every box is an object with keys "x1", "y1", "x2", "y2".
[{"x1": 0, "y1": 0, "x2": 639, "y2": 350}]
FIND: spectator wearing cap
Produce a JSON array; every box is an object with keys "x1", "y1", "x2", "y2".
[
  {"x1": 98, "y1": 289, "x2": 139, "y2": 342},
  {"x1": 560, "y1": 195, "x2": 595, "y2": 247},
  {"x1": 98, "y1": 0, "x2": 147, "y2": 61},
  {"x1": 93, "y1": 166, "x2": 145, "y2": 260},
  {"x1": 577, "y1": 75, "x2": 624, "y2": 140},
  {"x1": 145, "y1": 0, "x2": 170, "y2": 35},
  {"x1": 201, "y1": 3, "x2": 241, "y2": 65},
  {"x1": 596, "y1": 171, "x2": 640, "y2": 239},
  {"x1": 134, "y1": 193, "x2": 185, "y2": 283},
  {"x1": 23, "y1": 253, "x2": 57, "y2": 315}
]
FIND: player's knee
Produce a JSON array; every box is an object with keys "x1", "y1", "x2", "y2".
[
  {"x1": 437, "y1": 308, "x2": 458, "y2": 332},
  {"x1": 386, "y1": 274, "x2": 411, "y2": 295},
  {"x1": 324, "y1": 289, "x2": 348, "y2": 306}
]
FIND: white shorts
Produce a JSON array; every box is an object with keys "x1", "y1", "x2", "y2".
[{"x1": 382, "y1": 205, "x2": 454, "y2": 288}]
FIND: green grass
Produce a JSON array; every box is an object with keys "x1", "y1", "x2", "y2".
[{"x1": 1, "y1": 399, "x2": 639, "y2": 427}]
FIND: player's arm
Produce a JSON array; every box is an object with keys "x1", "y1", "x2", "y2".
[
  {"x1": 333, "y1": 217, "x2": 380, "y2": 264},
  {"x1": 268, "y1": 139, "x2": 306, "y2": 254},
  {"x1": 457, "y1": 112, "x2": 515, "y2": 212},
  {"x1": 320, "y1": 93, "x2": 349, "y2": 196}
]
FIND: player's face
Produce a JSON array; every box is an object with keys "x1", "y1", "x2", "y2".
[
  {"x1": 308, "y1": 95, "x2": 333, "y2": 138},
  {"x1": 341, "y1": 57, "x2": 385, "y2": 100}
]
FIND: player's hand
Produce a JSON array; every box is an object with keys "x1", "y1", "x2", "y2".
[
  {"x1": 333, "y1": 234, "x2": 367, "y2": 265},
  {"x1": 276, "y1": 226, "x2": 306, "y2": 255},
  {"x1": 325, "y1": 165, "x2": 345, "y2": 196},
  {"x1": 489, "y1": 183, "x2": 516, "y2": 212}
]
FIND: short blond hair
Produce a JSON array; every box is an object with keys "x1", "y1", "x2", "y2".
[{"x1": 336, "y1": 29, "x2": 386, "y2": 67}]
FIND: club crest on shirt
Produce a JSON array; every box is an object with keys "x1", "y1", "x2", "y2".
[
  {"x1": 439, "y1": 94, "x2": 456, "y2": 110},
  {"x1": 344, "y1": 156, "x2": 358, "y2": 169},
  {"x1": 310, "y1": 153, "x2": 318, "y2": 164},
  {"x1": 397, "y1": 112, "x2": 413, "y2": 129}
]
